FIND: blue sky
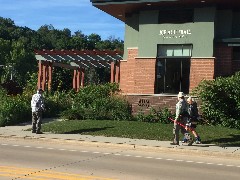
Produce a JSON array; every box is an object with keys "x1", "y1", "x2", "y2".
[{"x1": 0, "y1": 0, "x2": 125, "y2": 40}]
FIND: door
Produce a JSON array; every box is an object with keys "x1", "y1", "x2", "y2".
[{"x1": 155, "y1": 58, "x2": 190, "y2": 94}]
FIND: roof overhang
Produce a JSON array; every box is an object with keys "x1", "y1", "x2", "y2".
[{"x1": 90, "y1": 0, "x2": 240, "y2": 22}]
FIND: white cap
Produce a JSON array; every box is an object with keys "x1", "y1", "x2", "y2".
[
  {"x1": 187, "y1": 96, "x2": 194, "y2": 102},
  {"x1": 177, "y1": 92, "x2": 185, "y2": 98}
]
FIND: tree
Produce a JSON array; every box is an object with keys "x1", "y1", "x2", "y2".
[{"x1": 87, "y1": 33, "x2": 101, "y2": 50}]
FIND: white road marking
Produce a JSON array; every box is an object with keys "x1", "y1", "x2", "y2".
[
  {"x1": 1, "y1": 143, "x2": 240, "y2": 168},
  {"x1": 146, "y1": 157, "x2": 153, "y2": 159}
]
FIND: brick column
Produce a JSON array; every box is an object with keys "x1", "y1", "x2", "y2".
[
  {"x1": 189, "y1": 58, "x2": 215, "y2": 92},
  {"x1": 214, "y1": 44, "x2": 233, "y2": 77}
]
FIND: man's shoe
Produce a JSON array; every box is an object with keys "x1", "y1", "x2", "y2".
[
  {"x1": 170, "y1": 142, "x2": 179, "y2": 145},
  {"x1": 195, "y1": 136, "x2": 201, "y2": 144},
  {"x1": 32, "y1": 130, "x2": 36, "y2": 133},
  {"x1": 195, "y1": 140, "x2": 201, "y2": 144},
  {"x1": 182, "y1": 138, "x2": 188, "y2": 143},
  {"x1": 36, "y1": 131, "x2": 43, "y2": 134}
]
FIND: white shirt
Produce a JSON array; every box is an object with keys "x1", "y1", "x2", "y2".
[{"x1": 31, "y1": 92, "x2": 44, "y2": 112}]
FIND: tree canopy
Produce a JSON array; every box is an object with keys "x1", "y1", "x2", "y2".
[{"x1": 0, "y1": 17, "x2": 124, "y2": 90}]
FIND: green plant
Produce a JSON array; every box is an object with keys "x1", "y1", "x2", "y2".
[
  {"x1": 192, "y1": 71, "x2": 240, "y2": 129},
  {"x1": 134, "y1": 107, "x2": 174, "y2": 123}
]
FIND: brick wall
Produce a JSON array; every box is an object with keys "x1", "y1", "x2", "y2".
[
  {"x1": 189, "y1": 58, "x2": 215, "y2": 91},
  {"x1": 214, "y1": 44, "x2": 233, "y2": 77},
  {"x1": 125, "y1": 94, "x2": 201, "y2": 115},
  {"x1": 232, "y1": 60, "x2": 240, "y2": 73},
  {"x1": 120, "y1": 48, "x2": 156, "y2": 94}
]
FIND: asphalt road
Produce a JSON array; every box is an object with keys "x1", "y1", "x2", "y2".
[{"x1": 0, "y1": 138, "x2": 239, "y2": 180}]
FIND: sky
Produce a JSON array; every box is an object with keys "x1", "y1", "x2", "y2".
[{"x1": 0, "y1": 0, "x2": 125, "y2": 40}]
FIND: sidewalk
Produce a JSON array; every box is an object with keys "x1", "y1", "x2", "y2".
[{"x1": 0, "y1": 118, "x2": 240, "y2": 158}]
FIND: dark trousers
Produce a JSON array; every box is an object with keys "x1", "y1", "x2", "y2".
[{"x1": 32, "y1": 111, "x2": 42, "y2": 132}]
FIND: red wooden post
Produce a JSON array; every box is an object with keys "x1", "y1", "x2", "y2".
[
  {"x1": 81, "y1": 68, "x2": 85, "y2": 87},
  {"x1": 115, "y1": 61, "x2": 120, "y2": 83},
  {"x1": 73, "y1": 69, "x2": 77, "y2": 91},
  {"x1": 76, "y1": 68, "x2": 81, "y2": 92},
  {"x1": 42, "y1": 64, "x2": 47, "y2": 91},
  {"x1": 110, "y1": 61, "x2": 115, "y2": 83},
  {"x1": 38, "y1": 61, "x2": 43, "y2": 89},
  {"x1": 48, "y1": 62, "x2": 53, "y2": 91}
]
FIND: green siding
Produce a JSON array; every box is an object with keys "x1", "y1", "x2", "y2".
[
  {"x1": 124, "y1": 7, "x2": 216, "y2": 58},
  {"x1": 123, "y1": 14, "x2": 139, "y2": 59}
]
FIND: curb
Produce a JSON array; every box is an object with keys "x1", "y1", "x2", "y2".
[{"x1": 1, "y1": 135, "x2": 240, "y2": 159}]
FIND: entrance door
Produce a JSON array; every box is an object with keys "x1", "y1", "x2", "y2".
[{"x1": 155, "y1": 58, "x2": 190, "y2": 94}]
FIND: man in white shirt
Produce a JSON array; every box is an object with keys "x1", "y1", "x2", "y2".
[{"x1": 31, "y1": 89, "x2": 45, "y2": 134}]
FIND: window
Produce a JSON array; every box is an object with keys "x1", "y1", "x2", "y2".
[{"x1": 157, "y1": 44, "x2": 192, "y2": 57}]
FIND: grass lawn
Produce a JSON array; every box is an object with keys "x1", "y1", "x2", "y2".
[{"x1": 42, "y1": 120, "x2": 240, "y2": 147}]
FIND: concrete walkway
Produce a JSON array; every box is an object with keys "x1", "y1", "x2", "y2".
[{"x1": 0, "y1": 118, "x2": 240, "y2": 158}]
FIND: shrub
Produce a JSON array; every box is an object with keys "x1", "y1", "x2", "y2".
[
  {"x1": 134, "y1": 107, "x2": 174, "y2": 123},
  {"x1": 0, "y1": 88, "x2": 31, "y2": 126},
  {"x1": 61, "y1": 83, "x2": 132, "y2": 121},
  {"x1": 192, "y1": 71, "x2": 240, "y2": 129}
]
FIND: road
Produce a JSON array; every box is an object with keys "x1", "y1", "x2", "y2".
[{"x1": 0, "y1": 138, "x2": 239, "y2": 180}]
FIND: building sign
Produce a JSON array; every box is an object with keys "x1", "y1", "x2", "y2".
[
  {"x1": 159, "y1": 29, "x2": 191, "y2": 39},
  {"x1": 138, "y1": 99, "x2": 150, "y2": 108}
]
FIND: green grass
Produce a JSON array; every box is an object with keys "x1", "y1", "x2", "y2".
[{"x1": 41, "y1": 120, "x2": 240, "y2": 147}]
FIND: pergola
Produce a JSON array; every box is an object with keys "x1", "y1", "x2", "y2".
[{"x1": 35, "y1": 49, "x2": 122, "y2": 92}]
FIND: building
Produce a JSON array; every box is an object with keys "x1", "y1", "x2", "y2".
[{"x1": 91, "y1": 0, "x2": 240, "y2": 113}]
